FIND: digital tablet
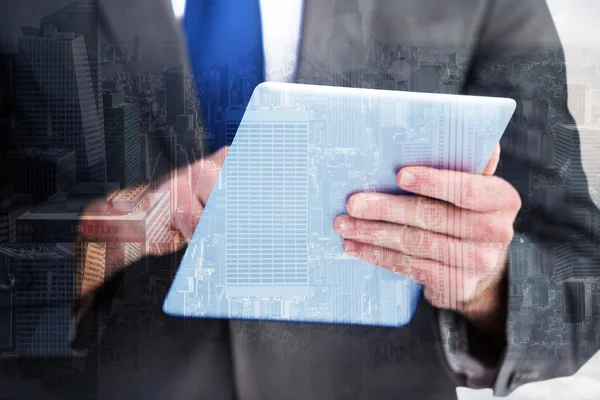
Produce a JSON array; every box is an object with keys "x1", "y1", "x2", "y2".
[{"x1": 162, "y1": 82, "x2": 516, "y2": 327}]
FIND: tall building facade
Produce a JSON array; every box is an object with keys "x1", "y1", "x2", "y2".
[
  {"x1": 0, "y1": 149, "x2": 76, "y2": 206},
  {"x1": 164, "y1": 66, "x2": 186, "y2": 127},
  {"x1": 103, "y1": 91, "x2": 142, "y2": 188},
  {"x1": 329, "y1": 0, "x2": 366, "y2": 86},
  {"x1": 224, "y1": 109, "x2": 310, "y2": 298},
  {"x1": 133, "y1": 35, "x2": 142, "y2": 61},
  {"x1": 16, "y1": 26, "x2": 106, "y2": 183},
  {"x1": 41, "y1": 0, "x2": 103, "y2": 118},
  {"x1": 0, "y1": 189, "x2": 31, "y2": 244},
  {"x1": 0, "y1": 245, "x2": 75, "y2": 356},
  {"x1": 565, "y1": 82, "x2": 593, "y2": 125}
]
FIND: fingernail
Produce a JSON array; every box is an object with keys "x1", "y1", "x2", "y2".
[
  {"x1": 350, "y1": 197, "x2": 369, "y2": 214},
  {"x1": 398, "y1": 171, "x2": 416, "y2": 188},
  {"x1": 334, "y1": 216, "x2": 350, "y2": 234}
]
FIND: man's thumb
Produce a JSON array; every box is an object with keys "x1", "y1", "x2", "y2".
[{"x1": 482, "y1": 144, "x2": 501, "y2": 176}]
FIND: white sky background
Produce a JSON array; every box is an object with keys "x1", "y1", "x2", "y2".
[{"x1": 170, "y1": 0, "x2": 600, "y2": 398}]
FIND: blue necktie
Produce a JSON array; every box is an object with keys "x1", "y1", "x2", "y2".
[{"x1": 183, "y1": 0, "x2": 265, "y2": 152}]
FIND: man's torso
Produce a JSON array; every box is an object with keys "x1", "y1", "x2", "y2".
[{"x1": 0, "y1": 0, "x2": 493, "y2": 398}]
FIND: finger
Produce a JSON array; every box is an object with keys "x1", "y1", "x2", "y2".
[
  {"x1": 342, "y1": 240, "x2": 496, "y2": 309},
  {"x1": 396, "y1": 167, "x2": 521, "y2": 213},
  {"x1": 482, "y1": 144, "x2": 501, "y2": 176},
  {"x1": 194, "y1": 146, "x2": 230, "y2": 206},
  {"x1": 334, "y1": 215, "x2": 503, "y2": 269},
  {"x1": 342, "y1": 239, "x2": 444, "y2": 288},
  {"x1": 172, "y1": 211, "x2": 195, "y2": 242},
  {"x1": 200, "y1": 145, "x2": 230, "y2": 173},
  {"x1": 214, "y1": 145, "x2": 231, "y2": 162},
  {"x1": 346, "y1": 193, "x2": 515, "y2": 242},
  {"x1": 158, "y1": 166, "x2": 203, "y2": 240}
]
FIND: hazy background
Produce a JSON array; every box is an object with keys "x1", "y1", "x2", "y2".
[{"x1": 169, "y1": 0, "x2": 600, "y2": 398}]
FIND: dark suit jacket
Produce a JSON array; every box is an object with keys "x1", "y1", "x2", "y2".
[{"x1": 1, "y1": 0, "x2": 599, "y2": 399}]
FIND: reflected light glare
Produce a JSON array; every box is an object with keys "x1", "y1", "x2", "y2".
[{"x1": 171, "y1": 0, "x2": 186, "y2": 18}]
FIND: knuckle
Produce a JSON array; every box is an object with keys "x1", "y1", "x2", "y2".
[
  {"x1": 482, "y1": 215, "x2": 515, "y2": 243},
  {"x1": 473, "y1": 246, "x2": 496, "y2": 271},
  {"x1": 417, "y1": 169, "x2": 437, "y2": 195},
  {"x1": 498, "y1": 225, "x2": 515, "y2": 244},
  {"x1": 414, "y1": 197, "x2": 428, "y2": 225},
  {"x1": 482, "y1": 218, "x2": 497, "y2": 241},
  {"x1": 423, "y1": 287, "x2": 439, "y2": 305},
  {"x1": 420, "y1": 168, "x2": 434, "y2": 185},
  {"x1": 373, "y1": 246, "x2": 389, "y2": 265},
  {"x1": 462, "y1": 179, "x2": 479, "y2": 207},
  {"x1": 363, "y1": 224, "x2": 378, "y2": 241},
  {"x1": 393, "y1": 252, "x2": 409, "y2": 270},
  {"x1": 398, "y1": 225, "x2": 411, "y2": 245},
  {"x1": 507, "y1": 188, "x2": 522, "y2": 211},
  {"x1": 459, "y1": 212, "x2": 477, "y2": 237},
  {"x1": 374, "y1": 228, "x2": 389, "y2": 245},
  {"x1": 418, "y1": 198, "x2": 445, "y2": 229},
  {"x1": 381, "y1": 248, "x2": 399, "y2": 268},
  {"x1": 483, "y1": 221, "x2": 497, "y2": 242},
  {"x1": 399, "y1": 226, "x2": 423, "y2": 252},
  {"x1": 380, "y1": 197, "x2": 397, "y2": 220},
  {"x1": 491, "y1": 178, "x2": 508, "y2": 209},
  {"x1": 497, "y1": 179, "x2": 522, "y2": 211},
  {"x1": 389, "y1": 202, "x2": 405, "y2": 222}
]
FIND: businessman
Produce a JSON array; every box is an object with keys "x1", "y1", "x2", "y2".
[{"x1": 1, "y1": 0, "x2": 599, "y2": 399}]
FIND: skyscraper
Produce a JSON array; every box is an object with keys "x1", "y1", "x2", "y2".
[
  {"x1": 535, "y1": 100, "x2": 549, "y2": 129},
  {"x1": 329, "y1": 0, "x2": 366, "y2": 85},
  {"x1": 202, "y1": 71, "x2": 222, "y2": 127},
  {"x1": 0, "y1": 149, "x2": 77, "y2": 207},
  {"x1": 562, "y1": 282, "x2": 590, "y2": 324},
  {"x1": 149, "y1": 127, "x2": 179, "y2": 214},
  {"x1": 164, "y1": 66, "x2": 186, "y2": 127},
  {"x1": 0, "y1": 245, "x2": 75, "y2": 356},
  {"x1": 0, "y1": 186, "x2": 31, "y2": 244},
  {"x1": 0, "y1": 54, "x2": 17, "y2": 154},
  {"x1": 133, "y1": 35, "x2": 142, "y2": 61},
  {"x1": 449, "y1": 52, "x2": 458, "y2": 68},
  {"x1": 41, "y1": 0, "x2": 103, "y2": 118},
  {"x1": 225, "y1": 108, "x2": 245, "y2": 147},
  {"x1": 175, "y1": 114, "x2": 198, "y2": 150},
  {"x1": 575, "y1": 125, "x2": 600, "y2": 200},
  {"x1": 565, "y1": 82, "x2": 593, "y2": 125},
  {"x1": 328, "y1": 258, "x2": 366, "y2": 323},
  {"x1": 418, "y1": 64, "x2": 442, "y2": 93},
  {"x1": 553, "y1": 124, "x2": 598, "y2": 199},
  {"x1": 0, "y1": 271, "x2": 13, "y2": 353},
  {"x1": 223, "y1": 109, "x2": 310, "y2": 299},
  {"x1": 530, "y1": 278, "x2": 549, "y2": 306},
  {"x1": 16, "y1": 26, "x2": 106, "y2": 183},
  {"x1": 103, "y1": 91, "x2": 142, "y2": 188},
  {"x1": 230, "y1": 73, "x2": 244, "y2": 108},
  {"x1": 217, "y1": 64, "x2": 231, "y2": 112}
]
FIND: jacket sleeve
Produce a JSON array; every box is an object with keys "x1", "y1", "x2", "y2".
[{"x1": 437, "y1": 0, "x2": 600, "y2": 396}]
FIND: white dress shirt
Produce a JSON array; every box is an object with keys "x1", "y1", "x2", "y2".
[{"x1": 258, "y1": 0, "x2": 304, "y2": 83}]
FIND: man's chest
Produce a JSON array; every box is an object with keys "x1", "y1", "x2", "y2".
[
  {"x1": 94, "y1": 0, "x2": 489, "y2": 92},
  {"x1": 295, "y1": 0, "x2": 489, "y2": 92}
]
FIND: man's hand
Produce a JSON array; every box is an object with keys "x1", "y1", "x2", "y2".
[
  {"x1": 158, "y1": 145, "x2": 230, "y2": 250},
  {"x1": 76, "y1": 146, "x2": 229, "y2": 297},
  {"x1": 333, "y1": 145, "x2": 520, "y2": 330}
]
